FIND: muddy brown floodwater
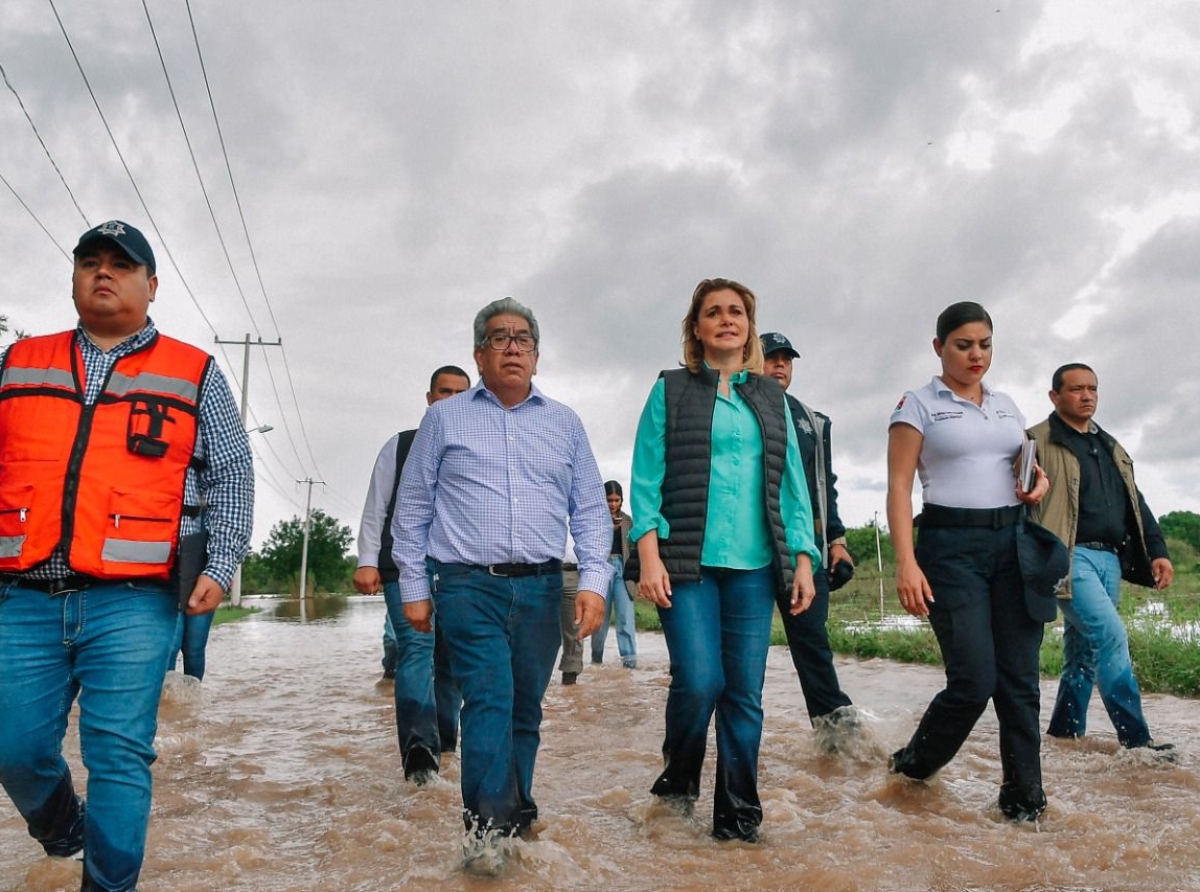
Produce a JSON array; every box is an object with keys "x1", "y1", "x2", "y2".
[{"x1": 4, "y1": 595, "x2": 1200, "y2": 891}]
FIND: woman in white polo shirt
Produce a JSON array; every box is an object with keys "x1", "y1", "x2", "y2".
[{"x1": 886, "y1": 301, "x2": 1050, "y2": 821}]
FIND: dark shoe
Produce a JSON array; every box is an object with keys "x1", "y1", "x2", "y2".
[
  {"x1": 621, "y1": 658, "x2": 637, "y2": 669},
  {"x1": 381, "y1": 668, "x2": 396, "y2": 680},
  {"x1": 888, "y1": 746, "x2": 923, "y2": 779},
  {"x1": 998, "y1": 784, "x2": 1047, "y2": 822},
  {"x1": 1046, "y1": 729, "x2": 1079, "y2": 740},
  {"x1": 1130, "y1": 741, "x2": 1177, "y2": 762},
  {"x1": 402, "y1": 745, "x2": 440, "y2": 783},
  {"x1": 561, "y1": 672, "x2": 578, "y2": 685},
  {"x1": 407, "y1": 768, "x2": 435, "y2": 787},
  {"x1": 712, "y1": 821, "x2": 762, "y2": 843}
]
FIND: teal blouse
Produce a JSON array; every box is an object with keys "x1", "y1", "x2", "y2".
[{"x1": 630, "y1": 370, "x2": 819, "y2": 570}]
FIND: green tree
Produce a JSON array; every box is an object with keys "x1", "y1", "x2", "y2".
[
  {"x1": 844, "y1": 519, "x2": 894, "y2": 568},
  {"x1": 1159, "y1": 511, "x2": 1200, "y2": 553},
  {"x1": 0, "y1": 314, "x2": 29, "y2": 345},
  {"x1": 258, "y1": 509, "x2": 355, "y2": 594}
]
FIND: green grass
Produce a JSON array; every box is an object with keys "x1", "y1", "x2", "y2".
[
  {"x1": 211, "y1": 604, "x2": 257, "y2": 627},
  {"x1": 631, "y1": 545, "x2": 1200, "y2": 696}
]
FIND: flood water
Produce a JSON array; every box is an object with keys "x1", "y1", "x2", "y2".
[{"x1": 4, "y1": 595, "x2": 1200, "y2": 891}]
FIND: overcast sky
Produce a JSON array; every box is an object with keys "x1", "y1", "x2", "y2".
[{"x1": 3, "y1": 1, "x2": 1198, "y2": 551}]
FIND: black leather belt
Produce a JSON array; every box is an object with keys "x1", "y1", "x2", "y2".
[
  {"x1": 1077, "y1": 541, "x2": 1119, "y2": 554},
  {"x1": 562, "y1": 562, "x2": 578, "y2": 572},
  {"x1": 919, "y1": 504, "x2": 1022, "y2": 530},
  {"x1": 483, "y1": 559, "x2": 562, "y2": 578},
  {"x1": 0, "y1": 574, "x2": 104, "y2": 595}
]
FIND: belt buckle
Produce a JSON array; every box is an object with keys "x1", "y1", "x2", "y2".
[
  {"x1": 49, "y1": 578, "x2": 82, "y2": 597},
  {"x1": 487, "y1": 564, "x2": 507, "y2": 578}
]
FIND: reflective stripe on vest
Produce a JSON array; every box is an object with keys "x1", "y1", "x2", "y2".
[
  {"x1": 0, "y1": 366, "x2": 76, "y2": 390},
  {"x1": 102, "y1": 538, "x2": 172, "y2": 565},
  {"x1": 0, "y1": 535, "x2": 24, "y2": 559},
  {"x1": 106, "y1": 370, "x2": 200, "y2": 402}
]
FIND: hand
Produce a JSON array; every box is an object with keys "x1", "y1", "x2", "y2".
[
  {"x1": 789, "y1": 555, "x2": 816, "y2": 615},
  {"x1": 1015, "y1": 464, "x2": 1051, "y2": 505},
  {"x1": 1152, "y1": 557, "x2": 1175, "y2": 591},
  {"x1": 829, "y1": 542, "x2": 854, "y2": 569},
  {"x1": 895, "y1": 559, "x2": 934, "y2": 617},
  {"x1": 574, "y1": 590, "x2": 607, "y2": 638},
  {"x1": 186, "y1": 574, "x2": 225, "y2": 615},
  {"x1": 637, "y1": 555, "x2": 672, "y2": 608},
  {"x1": 353, "y1": 566, "x2": 382, "y2": 595},
  {"x1": 404, "y1": 599, "x2": 433, "y2": 632}
]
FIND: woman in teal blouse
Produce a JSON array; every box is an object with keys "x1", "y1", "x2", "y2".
[{"x1": 631, "y1": 277, "x2": 818, "y2": 842}]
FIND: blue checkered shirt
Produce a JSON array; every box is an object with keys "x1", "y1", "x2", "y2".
[
  {"x1": 1, "y1": 320, "x2": 254, "y2": 589},
  {"x1": 392, "y1": 380, "x2": 612, "y2": 602}
]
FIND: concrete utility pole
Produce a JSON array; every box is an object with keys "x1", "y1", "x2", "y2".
[
  {"x1": 297, "y1": 477, "x2": 323, "y2": 601},
  {"x1": 215, "y1": 333, "x2": 282, "y2": 606}
]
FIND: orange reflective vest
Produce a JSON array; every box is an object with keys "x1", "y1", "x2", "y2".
[{"x1": 0, "y1": 330, "x2": 211, "y2": 580}]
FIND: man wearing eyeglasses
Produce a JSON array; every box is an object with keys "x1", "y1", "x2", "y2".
[{"x1": 392, "y1": 297, "x2": 611, "y2": 859}]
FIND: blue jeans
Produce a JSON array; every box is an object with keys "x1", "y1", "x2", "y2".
[
  {"x1": 591, "y1": 555, "x2": 637, "y2": 667},
  {"x1": 1048, "y1": 546, "x2": 1151, "y2": 747},
  {"x1": 0, "y1": 580, "x2": 178, "y2": 892},
  {"x1": 167, "y1": 608, "x2": 215, "y2": 680},
  {"x1": 381, "y1": 581, "x2": 460, "y2": 775},
  {"x1": 428, "y1": 561, "x2": 562, "y2": 833},
  {"x1": 652, "y1": 565, "x2": 775, "y2": 838},
  {"x1": 382, "y1": 612, "x2": 398, "y2": 675},
  {"x1": 776, "y1": 561, "x2": 853, "y2": 722}
]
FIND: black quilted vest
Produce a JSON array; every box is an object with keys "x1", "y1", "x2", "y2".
[{"x1": 658, "y1": 367, "x2": 794, "y2": 596}]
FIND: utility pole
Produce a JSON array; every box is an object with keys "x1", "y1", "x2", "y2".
[
  {"x1": 297, "y1": 477, "x2": 323, "y2": 601},
  {"x1": 874, "y1": 511, "x2": 885, "y2": 618},
  {"x1": 215, "y1": 333, "x2": 282, "y2": 606}
]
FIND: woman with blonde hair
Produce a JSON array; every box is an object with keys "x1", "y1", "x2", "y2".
[{"x1": 630, "y1": 277, "x2": 818, "y2": 842}]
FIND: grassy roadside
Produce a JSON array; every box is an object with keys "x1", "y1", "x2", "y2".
[
  {"x1": 211, "y1": 604, "x2": 257, "y2": 627},
  {"x1": 630, "y1": 538, "x2": 1200, "y2": 697}
]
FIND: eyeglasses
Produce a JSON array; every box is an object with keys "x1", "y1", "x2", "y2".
[{"x1": 481, "y1": 333, "x2": 537, "y2": 353}]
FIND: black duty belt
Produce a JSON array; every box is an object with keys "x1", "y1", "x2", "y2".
[
  {"x1": 918, "y1": 504, "x2": 1022, "y2": 530},
  {"x1": 0, "y1": 574, "x2": 105, "y2": 595},
  {"x1": 466, "y1": 559, "x2": 563, "y2": 578},
  {"x1": 1076, "y1": 541, "x2": 1119, "y2": 554}
]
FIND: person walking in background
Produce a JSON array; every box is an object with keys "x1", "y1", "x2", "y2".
[
  {"x1": 590, "y1": 480, "x2": 638, "y2": 670},
  {"x1": 631, "y1": 277, "x2": 818, "y2": 843},
  {"x1": 1028, "y1": 363, "x2": 1176, "y2": 755},
  {"x1": 393, "y1": 297, "x2": 611, "y2": 858},
  {"x1": 886, "y1": 301, "x2": 1052, "y2": 822},
  {"x1": 558, "y1": 541, "x2": 584, "y2": 685},
  {"x1": 760, "y1": 331, "x2": 859, "y2": 741},
  {"x1": 0, "y1": 221, "x2": 254, "y2": 890},
  {"x1": 352, "y1": 365, "x2": 470, "y2": 784}
]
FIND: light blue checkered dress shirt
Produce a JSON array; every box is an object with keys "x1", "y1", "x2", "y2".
[{"x1": 393, "y1": 380, "x2": 612, "y2": 602}]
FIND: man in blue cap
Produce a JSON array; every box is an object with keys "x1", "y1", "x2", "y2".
[
  {"x1": 761, "y1": 332, "x2": 859, "y2": 743},
  {"x1": 0, "y1": 221, "x2": 254, "y2": 890}
]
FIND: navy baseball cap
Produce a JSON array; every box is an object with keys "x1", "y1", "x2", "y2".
[
  {"x1": 73, "y1": 220, "x2": 156, "y2": 274},
  {"x1": 760, "y1": 332, "x2": 799, "y2": 359}
]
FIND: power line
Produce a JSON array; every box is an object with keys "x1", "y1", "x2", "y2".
[
  {"x1": 184, "y1": 0, "x2": 326, "y2": 481},
  {"x1": 0, "y1": 169, "x2": 72, "y2": 262},
  {"x1": 140, "y1": 0, "x2": 261, "y2": 336},
  {"x1": 0, "y1": 57, "x2": 89, "y2": 227},
  {"x1": 47, "y1": 0, "x2": 220, "y2": 337}
]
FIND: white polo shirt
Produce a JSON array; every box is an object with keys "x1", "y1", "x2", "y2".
[{"x1": 890, "y1": 376, "x2": 1025, "y2": 509}]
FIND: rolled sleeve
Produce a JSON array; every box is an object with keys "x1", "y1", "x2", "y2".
[
  {"x1": 781, "y1": 398, "x2": 820, "y2": 566},
  {"x1": 196, "y1": 364, "x2": 255, "y2": 590},
  {"x1": 393, "y1": 413, "x2": 440, "y2": 603},
  {"x1": 566, "y1": 419, "x2": 613, "y2": 597},
  {"x1": 630, "y1": 378, "x2": 670, "y2": 544}
]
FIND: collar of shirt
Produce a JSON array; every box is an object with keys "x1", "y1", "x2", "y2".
[
  {"x1": 470, "y1": 378, "x2": 547, "y2": 409},
  {"x1": 701, "y1": 362, "x2": 750, "y2": 386},
  {"x1": 931, "y1": 375, "x2": 992, "y2": 405},
  {"x1": 76, "y1": 318, "x2": 158, "y2": 358}
]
